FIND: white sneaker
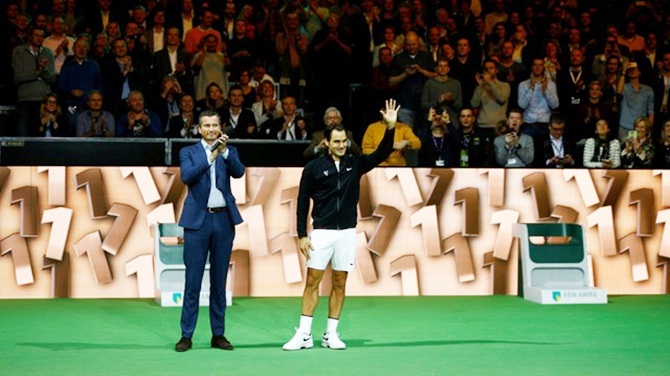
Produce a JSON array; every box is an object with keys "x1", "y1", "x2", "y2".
[
  {"x1": 282, "y1": 329, "x2": 313, "y2": 351},
  {"x1": 321, "y1": 332, "x2": 346, "y2": 350}
]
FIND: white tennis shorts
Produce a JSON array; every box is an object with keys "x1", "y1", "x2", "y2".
[{"x1": 305, "y1": 228, "x2": 357, "y2": 272}]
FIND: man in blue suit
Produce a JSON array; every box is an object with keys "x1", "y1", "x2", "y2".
[{"x1": 175, "y1": 110, "x2": 245, "y2": 352}]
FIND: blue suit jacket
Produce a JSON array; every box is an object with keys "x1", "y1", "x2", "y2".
[{"x1": 178, "y1": 142, "x2": 245, "y2": 230}]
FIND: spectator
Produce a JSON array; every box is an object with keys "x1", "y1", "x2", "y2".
[
  {"x1": 362, "y1": 105, "x2": 421, "y2": 166},
  {"x1": 237, "y1": 69, "x2": 257, "y2": 109},
  {"x1": 583, "y1": 119, "x2": 621, "y2": 169},
  {"x1": 42, "y1": 16, "x2": 74, "y2": 75},
  {"x1": 167, "y1": 0, "x2": 196, "y2": 40},
  {"x1": 450, "y1": 37, "x2": 481, "y2": 107},
  {"x1": 252, "y1": 79, "x2": 283, "y2": 130},
  {"x1": 102, "y1": 38, "x2": 144, "y2": 118},
  {"x1": 76, "y1": 90, "x2": 115, "y2": 137},
  {"x1": 184, "y1": 8, "x2": 222, "y2": 56},
  {"x1": 575, "y1": 81, "x2": 614, "y2": 145},
  {"x1": 116, "y1": 91, "x2": 162, "y2": 137},
  {"x1": 58, "y1": 37, "x2": 104, "y2": 133},
  {"x1": 152, "y1": 75, "x2": 184, "y2": 137},
  {"x1": 518, "y1": 58, "x2": 560, "y2": 166},
  {"x1": 557, "y1": 48, "x2": 593, "y2": 140},
  {"x1": 144, "y1": 6, "x2": 167, "y2": 55},
  {"x1": 453, "y1": 107, "x2": 492, "y2": 167},
  {"x1": 471, "y1": 58, "x2": 510, "y2": 140},
  {"x1": 496, "y1": 40, "x2": 526, "y2": 108},
  {"x1": 370, "y1": 46, "x2": 397, "y2": 118},
  {"x1": 86, "y1": 0, "x2": 121, "y2": 36},
  {"x1": 303, "y1": 107, "x2": 361, "y2": 160},
  {"x1": 417, "y1": 107, "x2": 458, "y2": 168},
  {"x1": 617, "y1": 61, "x2": 654, "y2": 141},
  {"x1": 260, "y1": 95, "x2": 309, "y2": 140},
  {"x1": 420, "y1": 58, "x2": 462, "y2": 133},
  {"x1": 151, "y1": 27, "x2": 193, "y2": 96},
  {"x1": 191, "y1": 33, "x2": 228, "y2": 102},
  {"x1": 310, "y1": 12, "x2": 353, "y2": 116},
  {"x1": 484, "y1": 0, "x2": 507, "y2": 35},
  {"x1": 195, "y1": 82, "x2": 227, "y2": 119},
  {"x1": 543, "y1": 116, "x2": 576, "y2": 168},
  {"x1": 493, "y1": 108, "x2": 534, "y2": 167},
  {"x1": 621, "y1": 116, "x2": 654, "y2": 168},
  {"x1": 13, "y1": 26, "x2": 56, "y2": 137},
  {"x1": 372, "y1": 26, "x2": 402, "y2": 68},
  {"x1": 389, "y1": 31, "x2": 436, "y2": 128},
  {"x1": 228, "y1": 19, "x2": 258, "y2": 82},
  {"x1": 276, "y1": 11, "x2": 308, "y2": 103},
  {"x1": 167, "y1": 94, "x2": 199, "y2": 139},
  {"x1": 221, "y1": 84, "x2": 257, "y2": 139},
  {"x1": 38, "y1": 93, "x2": 68, "y2": 137}
]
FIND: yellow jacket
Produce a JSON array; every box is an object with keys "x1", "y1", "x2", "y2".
[{"x1": 362, "y1": 121, "x2": 421, "y2": 166}]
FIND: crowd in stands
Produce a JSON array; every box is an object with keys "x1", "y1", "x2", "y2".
[{"x1": 2, "y1": 0, "x2": 670, "y2": 168}]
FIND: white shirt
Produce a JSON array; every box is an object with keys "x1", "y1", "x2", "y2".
[{"x1": 202, "y1": 140, "x2": 228, "y2": 208}]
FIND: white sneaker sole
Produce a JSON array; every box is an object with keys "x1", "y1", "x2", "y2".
[
  {"x1": 321, "y1": 341, "x2": 346, "y2": 350},
  {"x1": 282, "y1": 340, "x2": 313, "y2": 351}
]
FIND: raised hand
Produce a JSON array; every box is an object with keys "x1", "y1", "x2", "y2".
[{"x1": 380, "y1": 98, "x2": 400, "y2": 129}]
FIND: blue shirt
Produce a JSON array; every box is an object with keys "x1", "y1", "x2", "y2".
[
  {"x1": 619, "y1": 82, "x2": 654, "y2": 130},
  {"x1": 517, "y1": 78, "x2": 559, "y2": 123}
]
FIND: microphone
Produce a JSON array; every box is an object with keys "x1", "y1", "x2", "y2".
[{"x1": 211, "y1": 133, "x2": 226, "y2": 151}]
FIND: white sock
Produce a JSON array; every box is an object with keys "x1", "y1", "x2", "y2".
[
  {"x1": 298, "y1": 315, "x2": 313, "y2": 334},
  {"x1": 326, "y1": 318, "x2": 339, "y2": 333}
]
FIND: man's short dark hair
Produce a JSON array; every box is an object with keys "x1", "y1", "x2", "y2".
[{"x1": 325, "y1": 124, "x2": 347, "y2": 141}]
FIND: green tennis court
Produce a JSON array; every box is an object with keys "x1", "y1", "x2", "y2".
[{"x1": 2, "y1": 295, "x2": 668, "y2": 375}]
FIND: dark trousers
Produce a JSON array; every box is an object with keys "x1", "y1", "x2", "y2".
[{"x1": 180, "y1": 209, "x2": 235, "y2": 338}]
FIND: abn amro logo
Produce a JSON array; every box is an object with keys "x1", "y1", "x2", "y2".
[
  {"x1": 552, "y1": 291, "x2": 561, "y2": 302},
  {"x1": 173, "y1": 293, "x2": 183, "y2": 304}
]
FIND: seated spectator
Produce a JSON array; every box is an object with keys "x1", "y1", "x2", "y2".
[
  {"x1": 153, "y1": 75, "x2": 184, "y2": 137},
  {"x1": 454, "y1": 107, "x2": 493, "y2": 167},
  {"x1": 259, "y1": 95, "x2": 309, "y2": 140},
  {"x1": 583, "y1": 119, "x2": 621, "y2": 168},
  {"x1": 417, "y1": 106, "x2": 458, "y2": 167},
  {"x1": 493, "y1": 108, "x2": 534, "y2": 167},
  {"x1": 195, "y1": 82, "x2": 227, "y2": 119},
  {"x1": 252, "y1": 79, "x2": 283, "y2": 130},
  {"x1": 362, "y1": 101, "x2": 421, "y2": 166},
  {"x1": 543, "y1": 116, "x2": 576, "y2": 168},
  {"x1": 167, "y1": 94, "x2": 199, "y2": 139},
  {"x1": 39, "y1": 94, "x2": 68, "y2": 137},
  {"x1": 221, "y1": 84, "x2": 257, "y2": 139},
  {"x1": 621, "y1": 116, "x2": 654, "y2": 168},
  {"x1": 303, "y1": 107, "x2": 361, "y2": 160},
  {"x1": 237, "y1": 69, "x2": 257, "y2": 109},
  {"x1": 654, "y1": 119, "x2": 670, "y2": 168},
  {"x1": 76, "y1": 90, "x2": 115, "y2": 137},
  {"x1": 575, "y1": 81, "x2": 614, "y2": 145},
  {"x1": 116, "y1": 91, "x2": 162, "y2": 137}
]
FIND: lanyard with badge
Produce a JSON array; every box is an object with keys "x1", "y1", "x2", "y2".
[{"x1": 432, "y1": 136, "x2": 444, "y2": 166}]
